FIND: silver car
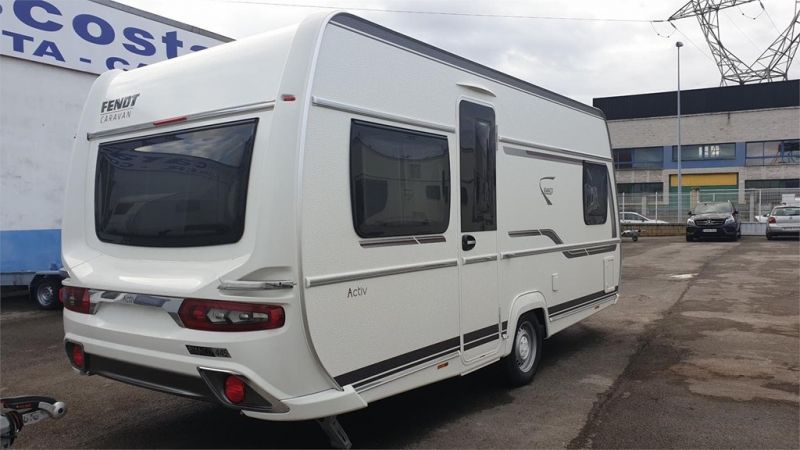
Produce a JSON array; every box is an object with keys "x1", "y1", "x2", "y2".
[{"x1": 766, "y1": 205, "x2": 800, "y2": 239}]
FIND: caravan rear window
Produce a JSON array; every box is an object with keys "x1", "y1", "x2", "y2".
[
  {"x1": 350, "y1": 120, "x2": 450, "y2": 238},
  {"x1": 95, "y1": 119, "x2": 257, "y2": 247}
]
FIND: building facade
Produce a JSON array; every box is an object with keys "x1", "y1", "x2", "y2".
[
  {"x1": 594, "y1": 80, "x2": 799, "y2": 220},
  {"x1": 0, "y1": 0, "x2": 230, "y2": 285}
]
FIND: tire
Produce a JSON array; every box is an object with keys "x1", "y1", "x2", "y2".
[
  {"x1": 686, "y1": 235, "x2": 693, "y2": 242},
  {"x1": 766, "y1": 234, "x2": 773, "y2": 240},
  {"x1": 502, "y1": 315, "x2": 543, "y2": 387},
  {"x1": 632, "y1": 235, "x2": 638, "y2": 242},
  {"x1": 31, "y1": 278, "x2": 61, "y2": 310}
]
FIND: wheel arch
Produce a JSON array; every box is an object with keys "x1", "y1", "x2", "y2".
[{"x1": 504, "y1": 290, "x2": 549, "y2": 357}]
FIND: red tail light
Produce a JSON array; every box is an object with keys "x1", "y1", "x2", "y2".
[
  {"x1": 66, "y1": 342, "x2": 86, "y2": 370},
  {"x1": 768, "y1": 216, "x2": 776, "y2": 224},
  {"x1": 224, "y1": 375, "x2": 246, "y2": 404},
  {"x1": 178, "y1": 299, "x2": 285, "y2": 332},
  {"x1": 60, "y1": 287, "x2": 90, "y2": 314}
]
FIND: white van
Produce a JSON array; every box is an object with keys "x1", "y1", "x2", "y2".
[{"x1": 61, "y1": 11, "x2": 620, "y2": 447}]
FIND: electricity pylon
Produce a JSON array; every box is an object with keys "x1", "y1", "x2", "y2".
[{"x1": 669, "y1": 0, "x2": 800, "y2": 85}]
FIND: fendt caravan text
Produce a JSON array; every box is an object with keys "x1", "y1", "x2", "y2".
[{"x1": 61, "y1": 11, "x2": 621, "y2": 447}]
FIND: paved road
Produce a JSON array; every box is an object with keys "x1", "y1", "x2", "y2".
[{"x1": 1, "y1": 237, "x2": 798, "y2": 448}]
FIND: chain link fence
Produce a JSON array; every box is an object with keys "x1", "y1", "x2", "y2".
[{"x1": 618, "y1": 188, "x2": 800, "y2": 224}]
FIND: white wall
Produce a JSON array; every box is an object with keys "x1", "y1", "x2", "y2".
[{"x1": 0, "y1": 56, "x2": 95, "y2": 230}]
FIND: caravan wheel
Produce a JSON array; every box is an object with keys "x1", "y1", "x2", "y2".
[{"x1": 502, "y1": 316, "x2": 543, "y2": 386}]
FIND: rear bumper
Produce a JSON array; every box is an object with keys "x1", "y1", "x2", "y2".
[
  {"x1": 65, "y1": 336, "x2": 367, "y2": 421},
  {"x1": 686, "y1": 224, "x2": 738, "y2": 238},
  {"x1": 766, "y1": 225, "x2": 800, "y2": 237}
]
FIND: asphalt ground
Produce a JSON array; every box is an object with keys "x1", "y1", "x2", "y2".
[{"x1": 1, "y1": 236, "x2": 798, "y2": 448}]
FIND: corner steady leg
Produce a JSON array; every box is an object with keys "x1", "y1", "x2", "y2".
[{"x1": 317, "y1": 415, "x2": 352, "y2": 449}]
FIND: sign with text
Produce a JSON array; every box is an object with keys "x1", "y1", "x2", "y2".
[{"x1": 0, "y1": 0, "x2": 228, "y2": 74}]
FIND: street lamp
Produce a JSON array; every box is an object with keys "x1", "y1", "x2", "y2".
[{"x1": 676, "y1": 41, "x2": 684, "y2": 221}]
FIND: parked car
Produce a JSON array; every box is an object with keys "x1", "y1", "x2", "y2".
[
  {"x1": 686, "y1": 201, "x2": 741, "y2": 241},
  {"x1": 766, "y1": 205, "x2": 800, "y2": 239},
  {"x1": 620, "y1": 212, "x2": 668, "y2": 224}
]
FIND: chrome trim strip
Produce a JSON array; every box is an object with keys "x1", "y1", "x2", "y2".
[
  {"x1": 355, "y1": 352, "x2": 460, "y2": 393},
  {"x1": 462, "y1": 254, "x2": 498, "y2": 265},
  {"x1": 504, "y1": 147, "x2": 583, "y2": 165},
  {"x1": 548, "y1": 292, "x2": 617, "y2": 321},
  {"x1": 502, "y1": 238, "x2": 621, "y2": 259},
  {"x1": 360, "y1": 235, "x2": 446, "y2": 248},
  {"x1": 88, "y1": 290, "x2": 184, "y2": 326},
  {"x1": 500, "y1": 136, "x2": 613, "y2": 163},
  {"x1": 312, "y1": 96, "x2": 456, "y2": 133},
  {"x1": 305, "y1": 259, "x2": 458, "y2": 288},
  {"x1": 87, "y1": 101, "x2": 276, "y2": 141},
  {"x1": 217, "y1": 280, "x2": 295, "y2": 291}
]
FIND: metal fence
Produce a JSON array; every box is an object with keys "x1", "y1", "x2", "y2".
[{"x1": 618, "y1": 188, "x2": 800, "y2": 224}]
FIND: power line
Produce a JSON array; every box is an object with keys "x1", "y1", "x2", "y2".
[
  {"x1": 672, "y1": 23, "x2": 717, "y2": 63},
  {"x1": 723, "y1": 9, "x2": 764, "y2": 52},
  {"x1": 760, "y1": 1, "x2": 783, "y2": 33},
  {"x1": 214, "y1": 0, "x2": 659, "y2": 23}
]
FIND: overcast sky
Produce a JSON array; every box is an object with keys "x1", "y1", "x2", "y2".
[{"x1": 116, "y1": 0, "x2": 799, "y2": 105}]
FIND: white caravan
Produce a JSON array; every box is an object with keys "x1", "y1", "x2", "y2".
[{"x1": 61, "y1": 11, "x2": 620, "y2": 447}]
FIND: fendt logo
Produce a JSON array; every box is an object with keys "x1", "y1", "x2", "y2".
[
  {"x1": 539, "y1": 176, "x2": 556, "y2": 205},
  {"x1": 100, "y1": 93, "x2": 140, "y2": 123}
]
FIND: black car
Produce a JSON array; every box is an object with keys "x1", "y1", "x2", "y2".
[{"x1": 686, "y1": 201, "x2": 741, "y2": 241}]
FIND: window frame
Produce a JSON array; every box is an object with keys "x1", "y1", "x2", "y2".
[
  {"x1": 583, "y1": 161, "x2": 609, "y2": 225},
  {"x1": 349, "y1": 119, "x2": 452, "y2": 239},
  {"x1": 94, "y1": 118, "x2": 258, "y2": 248}
]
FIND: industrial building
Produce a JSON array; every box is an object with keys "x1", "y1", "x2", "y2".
[{"x1": 594, "y1": 80, "x2": 799, "y2": 220}]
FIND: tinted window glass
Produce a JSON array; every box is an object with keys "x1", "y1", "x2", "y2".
[
  {"x1": 613, "y1": 149, "x2": 632, "y2": 169},
  {"x1": 459, "y1": 101, "x2": 496, "y2": 232},
  {"x1": 350, "y1": 120, "x2": 450, "y2": 238},
  {"x1": 583, "y1": 162, "x2": 608, "y2": 225},
  {"x1": 694, "y1": 202, "x2": 733, "y2": 214},
  {"x1": 635, "y1": 147, "x2": 663, "y2": 168},
  {"x1": 672, "y1": 143, "x2": 736, "y2": 161},
  {"x1": 616, "y1": 182, "x2": 663, "y2": 194},
  {"x1": 95, "y1": 119, "x2": 257, "y2": 247}
]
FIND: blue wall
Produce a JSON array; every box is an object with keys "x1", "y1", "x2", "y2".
[{"x1": 0, "y1": 229, "x2": 61, "y2": 273}]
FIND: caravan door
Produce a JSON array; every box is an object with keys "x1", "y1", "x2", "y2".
[{"x1": 458, "y1": 100, "x2": 501, "y2": 362}]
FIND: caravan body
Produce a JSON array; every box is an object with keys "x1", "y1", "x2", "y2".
[{"x1": 62, "y1": 12, "x2": 620, "y2": 422}]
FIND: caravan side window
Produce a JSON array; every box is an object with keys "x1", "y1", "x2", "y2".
[
  {"x1": 350, "y1": 120, "x2": 451, "y2": 238},
  {"x1": 583, "y1": 162, "x2": 609, "y2": 225}
]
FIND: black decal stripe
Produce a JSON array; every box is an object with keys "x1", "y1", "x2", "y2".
[
  {"x1": 540, "y1": 229, "x2": 564, "y2": 245},
  {"x1": 464, "y1": 333, "x2": 499, "y2": 350},
  {"x1": 335, "y1": 337, "x2": 460, "y2": 387},
  {"x1": 463, "y1": 324, "x2": 499, "y2": 344},
  {"x1": 508, "y1": 229, "x2": 563, "y2": 245},
  {"x1": 549, "y1": 289, "x2": 618, "y2": 316},
  {"x1": 563, "y1": 244, "x2": 617, "y2": 258},
  {"x1": 337, "y1": 323, "x2": 503, "y2": 387}
]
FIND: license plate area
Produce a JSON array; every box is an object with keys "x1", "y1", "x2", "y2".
[{"x1": 703, "y1": 229, "x2": 717, "y2": 233}]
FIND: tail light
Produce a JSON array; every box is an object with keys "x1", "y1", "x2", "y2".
[
  {"x1": 224, "y1": 375, "x2": 246, "y2": 404},
  {"x1": 178, "y1": 299, "x2": 285, "y2": 332},
  {"x1": 768, "y1": 216, "x2": 776, "y2": 224},
  {"x1": 65, "y1": 342, "x2": 86, "y2": 370},
  {"x1": 60, "y1": 287, "x2": 90, "y2": 314}
]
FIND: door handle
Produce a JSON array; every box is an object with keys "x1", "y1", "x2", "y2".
[{"x1": 462, "y1": 234, "x2": 476, "y2": 251}]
